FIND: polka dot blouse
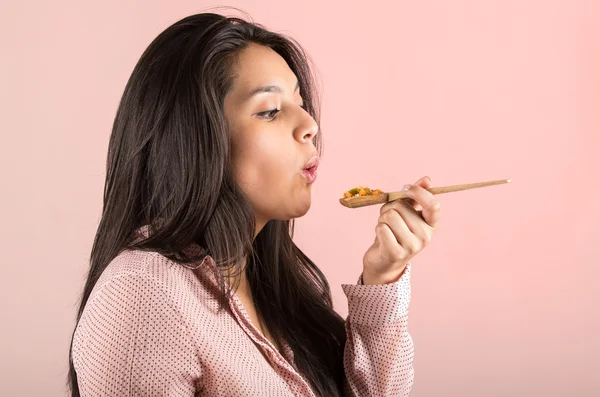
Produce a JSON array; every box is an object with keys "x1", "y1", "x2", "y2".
[{"x1": 72, "y1": 227, "x2": 414, "y2": 396}]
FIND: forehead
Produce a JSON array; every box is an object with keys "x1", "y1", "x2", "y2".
[{"x1": 230, "y1": 43, "x2": 298, "y2": 94}]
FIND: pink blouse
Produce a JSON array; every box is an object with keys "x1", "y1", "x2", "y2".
[{"x1": 72, "y1": 228, "x2": 414, "y2": 396}]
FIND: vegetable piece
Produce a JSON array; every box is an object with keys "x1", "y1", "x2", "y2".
[{"x1": 342, "y1": 186, "x2": 383, "y2": 198}]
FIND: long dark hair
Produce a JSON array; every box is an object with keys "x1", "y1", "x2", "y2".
[{"x1": 68, "y1": 11, "x2": 347, "y2": 397}]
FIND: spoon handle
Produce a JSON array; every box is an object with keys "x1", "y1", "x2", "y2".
[{"x1": 339, "y1": 178, "x2": 511, "y2": 208}]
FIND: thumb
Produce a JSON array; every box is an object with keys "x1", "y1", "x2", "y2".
[
  {"x1": 414, "y1": 175, "x2": 433, "y2": 189},
  {"x1": 404, "y1": 176, "x2": 432, "y2": 212}
]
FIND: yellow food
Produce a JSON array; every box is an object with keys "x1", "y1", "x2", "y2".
[{"x1": 342, "y1": 186, "x2": 383, "y2": 198}]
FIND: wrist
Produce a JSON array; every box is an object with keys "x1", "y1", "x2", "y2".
[{"x1": 362, "y1": 264, "x2": 408, "y2": 285}]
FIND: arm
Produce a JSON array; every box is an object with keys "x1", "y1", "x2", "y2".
[
  {"x1": 341, "y1": 264, "x2": 414, "y2": 396},
  {"x1": 71, "y1": 272, "x2": 201, "y2": 396}
]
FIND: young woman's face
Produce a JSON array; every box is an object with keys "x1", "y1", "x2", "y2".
[{"x1": 224, "y1": 43, "x2": 319, "y2": 233}]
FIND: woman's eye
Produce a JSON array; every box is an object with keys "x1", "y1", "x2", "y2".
[
  {"x1": 258, "y1": 109, "x2": 280, "y2": 120},
  {"x1": 257, "y1": 104, "x2": 307, "y2": 121}
]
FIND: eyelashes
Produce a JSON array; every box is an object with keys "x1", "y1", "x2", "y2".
[
  {"x1": 258, "y1": 108, "x2": 280, "y2": 120},
  {"x1": 257, "y1": 104, "x2": 308, "y2": 121}
]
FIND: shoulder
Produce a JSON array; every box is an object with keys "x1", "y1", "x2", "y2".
[
  {"x1": 79, "y1": 250, "x2": 190, "y2": 327},
  {"x1": 73, "y1": 249, "x2": 209, "y2": 353},
  {"x1": 80, "y1": 248, "x2": 221, "y2": 337},
  {"x1": 97, "y1": 249, "x2": 187, "y2": 286},
  {"x1": 90, "y1": 249, "x2": 206, "y2": 303}
]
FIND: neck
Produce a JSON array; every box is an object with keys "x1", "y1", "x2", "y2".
[
  {"x1": 254, "y1": 217, "x2": 267, "y2": 238},
  {"x1": 227, "y1": 216, "x2": 269, "y2": 293}
]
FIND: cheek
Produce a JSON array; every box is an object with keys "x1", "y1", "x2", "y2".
[
  {"x1": 229, "y1": 125, "x2": 311, "y2": 220},
  {"x1": 232, "y1": 131, "x2": 291, "y2": 191}
]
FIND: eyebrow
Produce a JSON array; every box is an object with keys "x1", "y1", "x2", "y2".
[{"x1": 247, "y1": 80, "x2": 300, "y2": 99}]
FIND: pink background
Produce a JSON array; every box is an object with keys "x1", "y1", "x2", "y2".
[{"x1": 2, "y1": 1, "x2": 599, "y2": 396}]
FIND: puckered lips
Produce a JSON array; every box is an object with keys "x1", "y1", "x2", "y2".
[{"x1": 301, "y1": 155, "x2": 319, "y2": 184}]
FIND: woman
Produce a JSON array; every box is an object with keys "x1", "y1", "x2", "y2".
[{"x1": 68, "y1": 12, "x2": 440, "y2": 397}]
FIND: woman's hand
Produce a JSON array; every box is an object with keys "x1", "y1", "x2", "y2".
[{"x1": 362, "y1": 176, "x2": 441, "y2": 285}]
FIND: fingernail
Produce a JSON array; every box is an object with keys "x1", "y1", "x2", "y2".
[
  {"x1": 402, "y1": 184, "x2": 411, "y2": 191},
  {"x1": 426, "y1": 176, "x2": 432, "y2": 182}
]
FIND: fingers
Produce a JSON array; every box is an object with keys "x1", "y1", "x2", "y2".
[
  {"x1": 400, "y1": 182, "x2": 441, "y2": 229},
  {"x1": 416, "y1": 176, "x2": 433, "y2": 189},
  {"x1": 378, "y1": 204, "x2": 413, "y2": 249},
  {"x1": 376, "y1": 174, "x2": 440, "y2": 244},
  {"x1": 403, "y1": 176, "x2": 431, "y2": 211},
  {"x1": 379, "y1": 200, "x2": 433, "y2": 254},
  {"x1": 374, "y1": 221, "x2": 405, "y2": 262}
]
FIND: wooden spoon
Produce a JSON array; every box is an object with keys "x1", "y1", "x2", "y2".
[{"x1": 339, "y1": 178, "x2": 511, "y2": 208}]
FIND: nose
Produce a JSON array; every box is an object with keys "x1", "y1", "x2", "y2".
[{"x1": 294, "y1": 111, "x2": 319, "y2": 143}]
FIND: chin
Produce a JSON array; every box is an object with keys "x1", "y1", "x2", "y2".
[
  {"x1": 276, "y1": 200, "x2": 311, "y2": 221},
  {"x1": 296, "y1": 196, "x2": 312, "y2": 217},
  {"x1": 294, "y1": 205, "x2": 311, "y2": 218}
]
